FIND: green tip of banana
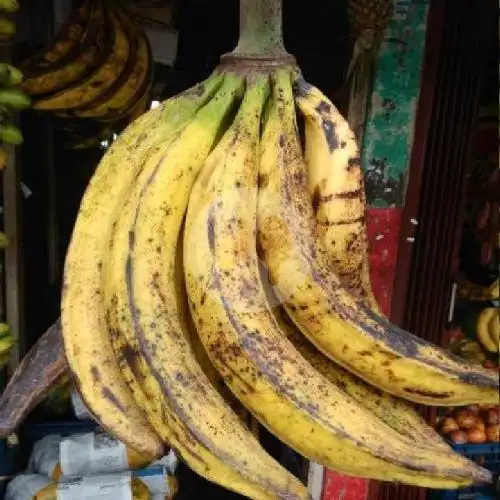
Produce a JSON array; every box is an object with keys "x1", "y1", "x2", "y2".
[
  {"x1": 0, "y1": 0, "x2": 20, "y2": 14},
  {"x1": 0, "y1": 64, "x2": 24, "y2": 87},
  {"x1": 0, "y1": 230, "x2": 10, "y2": 248},
  {"x1": 0, "y1": 122, "x2": 23, "y2": 145},
  {"x1": 0, "y1": 89, "x2": 31, "y2": 110},
  {"x1": 0, "y1": 15, "x2": 16, "y2": 38}
]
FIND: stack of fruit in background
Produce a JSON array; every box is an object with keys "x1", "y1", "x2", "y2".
[
  {"x1": 20, "y1": 0, "x2": 153, "y2": 149},
  {"x1": 438, "y1": 405, "x2": 499, "y2": 446},
  {"x1": 435, "y1": 75, "x2": 499, "y2": 452},
  {"x1": 0, "y1": 0, "x2": 26, "y2": 376}
]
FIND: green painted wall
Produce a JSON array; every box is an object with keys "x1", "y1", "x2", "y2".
[{"x1": 361, "y1": 0, "x2": 430, "y2": 208}]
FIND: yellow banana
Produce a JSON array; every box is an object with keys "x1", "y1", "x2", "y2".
[
  {"x1": 34, "y1": 9, "x2": 131, "y2": 111},
  {"x1": 271, "y1": 305, "x2": 451, "y2": 452},
  {"x1": 76, "y1": 26, "x2": 152, "y2": 120},
  {"x1": 22, "y1": 0, "x2": 110, "y2": 97},
  {"x1": 257, "y1": 72, "x2": 499, "y2": 407},
  {"x1": 61, "y1": 75, "x2": 224, "y2": 458},
  {"x1": 104, "y1": 73, "x2": 308, "y2": 500},
  {"x1": 488, "y1": 310, "x2": 500, "y2": 352},
  {"x1": 184, "y1": 72, "x2": 489, "y2": 487},
  {"x1": 294, "y1": 79, "x2": 379, "y2": 312}
]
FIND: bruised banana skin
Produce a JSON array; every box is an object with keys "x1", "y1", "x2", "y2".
[
  {"x1": 34, "y1": 9, "x2": 130, "y2": 111},
  {"x1": 118, "y1": 74, "x2": 308, "y2": 500},
  {"x1": 272, "y1": 306, "x2": 451, "y2": 452},
  {"x1": 184, "y1": 74, "x2": 489, "y2": 487},
  {"x1": 61, "y1": 77, "x2": 225, "y2": 458},
  {"x1": 258, "y1": 73, "x2": 499, "y2": 407},
  {"x1": 294, "y1": 79, "x2": 379, "y2": 312},
  {"x1": 291, "y1": 82, "x2": 450, "y2": 447},
  {"x1": 104, "y1": 74, "x2": 291, "y2": 499},
  {"x1": 105, "y1": 74, "x2": 226, "y2": 442}
]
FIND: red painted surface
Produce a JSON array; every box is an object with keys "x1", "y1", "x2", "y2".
[
  {"x1": 366, "y1": 208, "x2": 403, "y2": 316},
  {"x1": 321, "y1": 207, "x2": 402, "y2": 500}
]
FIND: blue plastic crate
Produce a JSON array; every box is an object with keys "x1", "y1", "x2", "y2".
[{"x1": 429, "y1": 443, "x2": 500, "y2": 500}]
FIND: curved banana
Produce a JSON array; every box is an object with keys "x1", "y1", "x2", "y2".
[
  {"x1": 22, "y1": 0, "x2": 110, "y2": 97},
  {"x1": 271, "y1": 305, "x2": 450, "y2": 452},
  {"x1": 488, "y1": 310, "x2": 499, "y2": 352},
  {"x1": 184, "y1": 73, "x2": 489, "y2": 487},
  {"x1": 34, "y1": 8, "x2": 131, "y2": 111},
  {"x1": 61, "y1": 75, "x2": 225, "y2": 458},
  {"x1": 108, "y1": 73, "x2": 308, "y2": 500},
  {"x1": 77, "y1": 25, "x2": 152, "y2": 120},
  {"x1": 477, "y1": 308, "x2": 499, "y2": 353},
  {"x1": 257, "y1": 72, "x2": 499, "y2": 407},
  {"x1": 294, "y1": 80, "x2": 379, "y2": 312}
]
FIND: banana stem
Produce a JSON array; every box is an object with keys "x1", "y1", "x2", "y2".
[{"x1": 231, "y1": 0, "x2": 289, "y2": 58}]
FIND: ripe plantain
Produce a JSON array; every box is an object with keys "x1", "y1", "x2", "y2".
[
  {"x1": 118, "y1": 73, "x2": 308, "y2": 500},
  {"x1": 294, "y1": 77, "x2": 379, "y2": 312},
  {"x1": 256, "y1": 72, "x2": 499, "y2": 407},
  {"x1": 61, "y1": 81, "x2": 212, "y2": 458},
  {"x1": 75, "y1": 22, "x2": 152, "y2": 120},
  {"x1": 184, "y1": 72, "x2": 489, "y2": 487},
  {"x1": 271, "y1": 304, "x2": 451, "y2": 452},
  {"x1": 34, "y1": 8, "x2": 131, "y2": 111}
]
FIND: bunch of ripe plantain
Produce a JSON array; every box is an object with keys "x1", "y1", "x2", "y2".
[
  {"x1": 20, "y1": 0, "x2": 152, "y2": 149},
  {"x1": 61, "y1": 1, "x2": 500, "y2": 498}
]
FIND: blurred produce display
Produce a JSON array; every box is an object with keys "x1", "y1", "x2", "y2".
[{"x1": 20, "y1": 0, "x2": 153, "y2": 149}]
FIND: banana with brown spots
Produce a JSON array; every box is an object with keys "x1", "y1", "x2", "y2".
[
  {"x1": 112, "y1": 73, "x2": 309, "y2": 500},
  {"x1": 257, "y1": 70, "x2": 499, "y2": 407},
  {"x1": 61, "y1": 73, "x2": 227, "y2": 459},
  {"x1": 294, "y1": 78, "x2": 379, "y2": 312},
  {"x1": 184, "y1": 70, "x2": 490, "y2": 487}
]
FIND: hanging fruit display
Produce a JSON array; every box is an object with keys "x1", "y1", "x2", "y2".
[
  {"x1": 20, "y1": 0, "x2": 153, "y2": 149},
  {"x1": 0, "y1": 1, "x2": 498, "y2": 498}
]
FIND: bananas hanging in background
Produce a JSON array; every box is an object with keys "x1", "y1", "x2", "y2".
[
  {"x1": 0, "y1": 0, "x2": 29, "y2": 150},
  {"x1": 59, "y1": 0, "x2": 500, "y2": 497},
  {"x1": 477, "y1": 308, "x2": 500, "y2": 354},
  {"x1": 21, "y1": 0, "x2": 153, "y2": 149}
]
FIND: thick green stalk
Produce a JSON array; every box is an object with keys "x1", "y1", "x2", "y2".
[{"x1": 231, "y1": 0, "x2": 289, "y2": 58}]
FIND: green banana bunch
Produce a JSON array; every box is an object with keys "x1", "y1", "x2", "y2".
[
  {"x1": 0, "y1": 0, "x2": 17, "y2": 40},
  {"x1": 61, "y1": 0, "x2": 498, "y2": 496},
  {"x1": 0, "y1": 9, "x2": 28, "y2": 148}
]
